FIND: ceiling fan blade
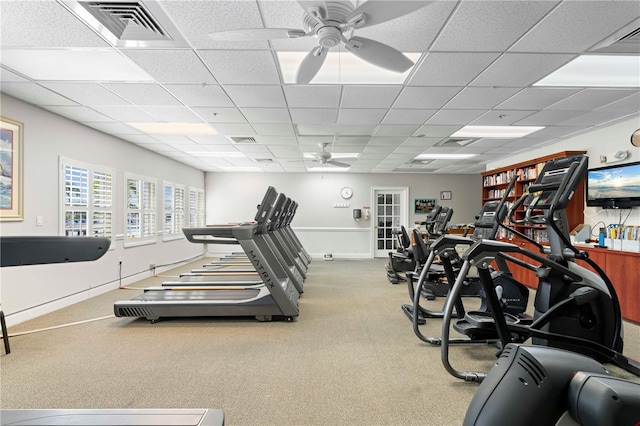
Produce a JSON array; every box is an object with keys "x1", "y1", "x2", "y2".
[
  {"x1": 347, "y1": 1, "x2": 432, "y2": 29},
  {"x1": 296, "y1": 46, "x2": 328, "y2": 84},
  {"x1": 345, "y1": 36, "x2": 414, "y2": 73},
  {"x1": 209, "y1": 28, "x2": 307, "y2": 41},
  {"x1": 327, "y1": 160, "x2": 351, "y2": 168}
]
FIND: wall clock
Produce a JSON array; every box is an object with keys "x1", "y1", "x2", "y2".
[
  {"x1": 631, "y1": 128, "x2": 640, "y2": 147},
  {"x1": 340, "y1": 187, "x2": 353, "y2": 199}
]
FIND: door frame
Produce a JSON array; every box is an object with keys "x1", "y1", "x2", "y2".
[{"x1": 370, "y1": 186, "x2": 409, "y2": 258}]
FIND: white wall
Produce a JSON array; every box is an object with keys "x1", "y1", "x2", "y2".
[
  {"x1": 205, "y1": 172, "x2": 482, "y2": 258},
  {"x1": 487, "y1": 117, "x2": 640, "y2": 233},
  {"x1": 0, "y1": 94, "x2": 206, "y2": 325}
]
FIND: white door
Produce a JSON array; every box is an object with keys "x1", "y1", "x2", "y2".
[{"x1": 373, "y1": 188, "x2": 408, "y2": 258}]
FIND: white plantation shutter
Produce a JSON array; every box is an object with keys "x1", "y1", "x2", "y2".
[
  {"x1": 125, "y1": 174, "x2": 157, "y2": 246},
  {"x1": 61, "y1": 159, "x2": 114, "y2": 243},
  {"x1": 189, "y1": 188, "x2": 205, "y2": 227},
  {"x1": 163, "y1": 182, "x2": 185, "y2": 240}
]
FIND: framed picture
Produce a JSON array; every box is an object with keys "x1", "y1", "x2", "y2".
[
  {"x1": 440, "y1": 191, "x2": 452, "y2": 201},
  {"x1": 1, "y1": 117, "x2": 24, "y2": 221},
  {"x1": 414, "y1": 198, "x2": 437, "y2": 214}
]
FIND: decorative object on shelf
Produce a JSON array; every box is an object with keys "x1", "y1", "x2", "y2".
[
  {"x1": 340, "y1": 186, "x2": 353, "y2": 199},
  {"x1": 414, "y1": 198, "x2": 437, "y2": 214},
  {"x1": 440, "y1": 190, "x2": 452, "y2": 201},
  {"x1": 0, "y1": 116, "x2": 24, "y2": 221},
  {"x1": 631, "y1": 128, "x2": 640, "y2": 147}
]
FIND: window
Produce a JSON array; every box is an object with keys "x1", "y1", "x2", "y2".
[
  {"x1": 60, "y1": 158, "x2": 114, "y2": 245},
  {"x1": 163, "y1": 181, "x2": 185, "y2": 241},
  {"x1": 125, "y1": 173, "x2": 157, "y2": 246},
  {"x1": 189, "y1": 187, "x2": 205, "y2": 227}
]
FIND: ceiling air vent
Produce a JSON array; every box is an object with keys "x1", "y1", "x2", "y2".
[
  {"x1": 591, "y1": 20, "x2": 640, "y2": 54},
  {"x1": 436, "y1": 137, "x2": 479, "y2": 147},
  {"x1": 409, "y1": 159, "x2": 434, "y2": 165},
  {"x1": 63, "y1": 1, "x2": 189, "y2": 47},
  {"x1": 229, "y1": 136, "x2": 258, "y2": 144},
  {"x1": 255, "y1": 158, "x2": 274, "y2": 163}
]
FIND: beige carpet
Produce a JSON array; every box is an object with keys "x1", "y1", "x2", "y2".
[{"x1": 1, "y1": 258, "x2": 639, "y2": 425}]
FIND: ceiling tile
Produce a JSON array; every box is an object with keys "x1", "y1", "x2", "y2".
[
  {"x1": 340, "y1": 86, "x2": 402, "y2": 108},
  {"x1": 163, "y1": 85, "x2": 234, "y2": 107},
  {"x1": 470, "y1": 53, "x2": 577, "y2": 87},
  {"x1": 426, "y1": 109, "x2": 486, "y2": 125},
  {"x1": 1, "y1": 67, "x2": 30, "y2": 82},
  {"x1": 192, "y1": 107, "x2": 247, "y2": 123},
  {"x1": 511, "y1": 1, "x2": 640, "y2": 53},
  {"x1": 39, "y1": 82, "x2": 129, "y2": 105},
  {"x1": 123, "y1": 50, "x2": 216, "y2": 84},
  {"x1": 431, "y1": 1, "x2": 555, "y2": 51},
  {"x1": 366, "y1": 137, "x2": 405, "y2": 147},
  {"x1": 240, "y1": 108, "x2": 291, "y2": 124},
  {"x1": 251, "y1": 123, "x2": 296, "y2": 136},
  {"x1": 445, "y1": 87, "x2": 521, "y2": 109},
  {"x1": 283, "y1": 85, "x2": 341, "y2": 108},
  {"x1": 186, "y1": 135, "x2": 233, "y2": 145},
  {"x1": 409, "y1": 53, "x2": 500, "y2": 86},
  {"x1": 199, "y1": 50, "x2": 281, "y2": 84},
  {"x1": 412, "y1": 125, "x2": 463, "y2": 138},
  {"x1": 515, "y1": 110, "x2": 584, "y2": 126},
  {"x1": 91, "y1": 105, "x2": 159, "y2": 122},
  {"x1": 83, "y1": 122, "x2": 141, "y2": 135},
  {"x1": 596, "y1": 93, "x2": 640, "y2": 113},
  {"x1": 161, "y1": 1, "x2": 267, "y2": 49},
  {"x1": 1, "y1": 82, "x2": 78, "y2": 106},
  {"x1": 289, "y1": 109, "x2": 338, "y2": 124},
  {"x1": 296, "y1": 124, "x2": 375, "y2": 136},
  {"x1": 394, "y1": 86, "x2": 462, "y2": 109},
  {"x1": 337, "y1": 109, "x2": 387, "y2": 125},
  {"x1": 101, "y1": 83, "x2": 181, "y2": 106},
  {"x1": 224, "y1": 85, "x2": 287, "y2": 108},
  {"x1": 209, "y1": 123, "x2": 256, "y2": 135},
  {"x1": 374, "y1": 125, "x2": 420, "y2": 137},
  {"x1": 43, "y1": 106, "x2": 114, "y2": 123},
  {"x1": 382, "y1": 109, "x2": 436, "y2": 125},
  {"x1": 259, "y1": 136, "x2": 299, "y2": 145},
  {"x1": 139, "y1": 106, "x2": 204, "y2": 122},
  {"x1": 558, "y1": 110, "x2": 639, "y2": 127},
  {"x1": 496, "y1": 87, "x2": 583, "y2": 110},
  {"x1": 471, "y1": 110, "x2": 537, "y2": 126},
  {"x1": 0, "y1": 1, "x2": 109, "y2": 48},
  {"x1": 546, "y1": 89, "x2": 639, "y2": 111},
  {"x1": 401, "y1": 137, "x2": 442, "y2": 147}
]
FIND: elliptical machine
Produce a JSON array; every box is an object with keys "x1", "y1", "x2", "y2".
[
  {"x1": 408, "y1": 177, "x2": 529, "y2": 335},
  {"x1": 439, "y1": 154, "x2": 640, "y2": 381}
]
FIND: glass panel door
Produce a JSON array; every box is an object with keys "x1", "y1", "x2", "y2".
[{"x1": 374, "y1": 189, "x2": 403, "y2": 258}]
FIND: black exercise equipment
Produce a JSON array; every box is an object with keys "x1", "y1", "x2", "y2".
[
  {"x1": 114, "y1": 187, "x2": 301, "y2": 323},
  {"x1": 463, "y1": 344, "x2": 640, "y2": 426},
  {"x1": 0, "y1": 236, "x2": 111, "y2": 355},
  {"x1": 407, "y1": 178, "x2": 528, "y2": 333},
  {"x1": 0, "y1": 408, "x2": 224, "y2": 425},
  {"x1": 439, "y1": 154, "x2": 640, "y2": 381}
]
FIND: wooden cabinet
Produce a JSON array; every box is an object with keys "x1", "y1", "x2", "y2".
[{"x1": 482, "y1": 151, "x2": 640, "y2": 324}]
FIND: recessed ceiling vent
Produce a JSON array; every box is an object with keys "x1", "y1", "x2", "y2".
[
  {"x1": 80, "y1": 2, "x2": 168, "y2": 41},
  {"x1": 436, "y1": 137, "x2": 478, "y2": 147},
  {"x1": 229, "y1": 136, "x2": 257, "y2": 144},
  {"x1": 64, "y1": 1, "x2": 189, "y2": 47},
  {"x1": 591, "y1": 20, "x2": 640, "y2": 54},
  {"x1": 409, "y1": 159, "x2": 434, "y2": 165},
  {"x1": 255, "y1": 158, "x2": 274, "y2": 163}
]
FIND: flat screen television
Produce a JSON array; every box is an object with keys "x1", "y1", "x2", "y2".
[{"x1": 586, "y1": 160, "x2": 640, "y2": 209}]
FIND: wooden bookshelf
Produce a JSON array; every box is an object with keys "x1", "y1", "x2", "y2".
[
  {"x1": 481, "y1": 151, "x2": 586, "y2": 242},
  {"x1": 482, "y1": 151, "x2": 640, "y2": 323}
]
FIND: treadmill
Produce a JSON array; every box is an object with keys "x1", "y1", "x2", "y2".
[
  {"x1": 0, "y1": 238, "x2": 224, "y2": 425},
  {"x1": 114, "y1": 187, "x2": 300, "y2": 322},
  {"x1": 187, "y1": 193, "x2": 306, "y2": 292}
]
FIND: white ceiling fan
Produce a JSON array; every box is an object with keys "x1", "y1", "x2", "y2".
[
  {"x1": 208, "y1": 0, "x2": 432, "y2": 84},
  {"x1": 307, "y1": 142, "x2": 357, "y2": 168}
]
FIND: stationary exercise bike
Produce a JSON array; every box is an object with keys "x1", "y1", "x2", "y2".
[{"x1": 439, "y1": 154, "x2": 640, "y2": 381}]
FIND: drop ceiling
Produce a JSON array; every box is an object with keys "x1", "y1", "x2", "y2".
[{"x1": 1, "y1": 0, "x2": 639, "y2": 174}]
